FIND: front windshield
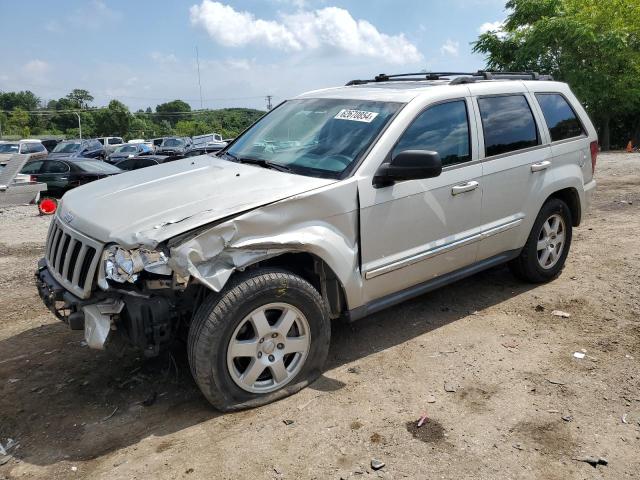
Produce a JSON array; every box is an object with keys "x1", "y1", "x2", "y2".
[
  {"x1": 75, "y1": 160, "x2": 122, "y2": 174},
  {"x1": 53, "y1": 142, "x2": 81, "y2": 153},
  {"x1": 0, "y1": 143, "x2": 19, "y2": 153},
  {"x1": 116, "y1": 145, "x2": 137, "y2": 153},
  {"x1": 225, "y1": 98, "x2": 401, "y2": 178},
  {"x1": 162, "y1": 138, "x2": 184, "y2": 147}
]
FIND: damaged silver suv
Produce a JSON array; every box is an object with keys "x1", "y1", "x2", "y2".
[{"x1": 36, "y1": 71, "x2": 597, "y2": 410}]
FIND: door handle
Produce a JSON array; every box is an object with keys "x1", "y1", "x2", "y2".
[
  {"x1": 531, "y1": 161, "x2": 551, "y2": 172},
  {"x1": 451, "y1": 181, "x2": 479, "y2": 195}
]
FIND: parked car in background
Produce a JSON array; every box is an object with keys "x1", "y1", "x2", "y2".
[
  {"x1": 150, "y1": 137, "x2": 165, "y2": 149},
  {"x1": 192, "y1": 133, "x2": 227, "y2": 151},
  {"x1": 156, "y1": 137, "x2": 191, "y2": 155},
  {"x1": 0, "y1": 140, "x2": 48, "y2": 164},
  {"x1": 21, "y1": 158, "x2": 121, "y2": 197},
  {"x1": 127, "y1": 139, "x2": 155, "y2": 151},
  {"x1": 0, "y1": 155, "x2": 47, "y2": 207},
  {"x1": 48, "y1": 139, "x2": 105, "y2": 160},
  {"x1": 41, "y1": 139, "x2": 61, "y2": 152},
  {"x1": 106, "y1": 143, "x2": 153, "y2": 164},
  {"x1": 114, "y1": 154, "x2": 184, "y2": 171},
  {"x1": 96, "y1": 137, "x2": 125, "y2": 154},
  {"x1": 184, "y1": 145, "x2": 222, "y2": 157}
]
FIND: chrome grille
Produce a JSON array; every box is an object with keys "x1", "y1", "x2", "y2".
[{"x1": 45, "y1": 217, "x2": 104, "y2": 299}]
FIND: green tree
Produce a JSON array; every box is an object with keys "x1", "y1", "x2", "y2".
[
  {"x1": 0, "y1": 90, "x2": 40, "y2": 111},
  {"x1": 473, "y1": 0, "x2": 640, "y2": 149},
  {"x1": 66, "y1": 89, "x2": 94, "y2": 109},
  {"x1": 7, "y1": 108, "x2": 30, "y2": 137},
  {"x1": 95, "y1": 100, "x2": 131, "y2": 136},
  {"x1": 156, "y1": 99, "x2": 191, "y2": 125}
]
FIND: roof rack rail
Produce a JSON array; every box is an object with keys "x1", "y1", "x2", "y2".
[{"x1": 346, "y1": 71, "x2": 553, "y2": 86}]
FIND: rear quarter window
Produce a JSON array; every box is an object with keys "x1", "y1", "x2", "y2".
[
  {"x1": 478, "y1": 95, "x2": 539, "y2": 157},
  {"x1": 535, "y1": 93, "x2": 585, "y2": 142}
]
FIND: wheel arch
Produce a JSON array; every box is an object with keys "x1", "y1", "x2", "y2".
[
  {"x1": 241, "y1": 251, "x2": 349, "y2": 320},
  {"x1": 546, "y1": 187, "x2": 581, "y2": 226}
]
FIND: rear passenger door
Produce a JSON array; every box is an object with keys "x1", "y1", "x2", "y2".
[
  {"x1": 473, "y1": 92, "x2": 552, "y2": 261},
  {"x1": 38, "y1": 160, "x2": 71, "y2": 196},
  {"x1": 533, "y1": 92, "x2": 590, "y2": 181}
]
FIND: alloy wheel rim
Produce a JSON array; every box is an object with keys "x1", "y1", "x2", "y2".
[
  {"x1": 536, "y1": 213, "x2": 566, "y2": 269},
  {"x1": 226, "y1": 303, "x2": 311, "y2": 394}
]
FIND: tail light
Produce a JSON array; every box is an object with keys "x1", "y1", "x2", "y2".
[
  {"x1": 590, "y1": 141, "x2": 598, "y2": 174},
  {"x1": 30, "y1": 175, "x2": 37, "y2": 182}
]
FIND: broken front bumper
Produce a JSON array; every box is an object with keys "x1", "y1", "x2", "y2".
[{"x1": 35, "y1": 258, "x2": 122, "y2": 349}]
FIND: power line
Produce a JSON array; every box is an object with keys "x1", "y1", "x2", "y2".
[
  {"x1": 266, "y1": 95, "x2": 273, "y2": 110},
  {"x1": 195, "y1": 46, "x2": 204, "y2": 110}
]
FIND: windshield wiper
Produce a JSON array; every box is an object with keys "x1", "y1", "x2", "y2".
[{"x1": 235, "y1": 157, "x2": 292, "y2": 172}]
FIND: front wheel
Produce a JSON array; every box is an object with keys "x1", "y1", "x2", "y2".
[
  {"x1": 188, "y1": 269, "x2": 330, "y2": 411},
  {"x1": 509, "y1": 198, "x2": 573, "y2": 283}
]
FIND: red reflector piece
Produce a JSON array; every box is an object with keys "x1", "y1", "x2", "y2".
[
  {"x1": 590, "y1": 141, "x2": 598, "y2": 174},
  {"x1": 38, "y1": 197, "x2": 58, "y2": 215}
]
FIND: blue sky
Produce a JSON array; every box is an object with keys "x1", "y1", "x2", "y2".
[{"x1": 0, "y1": 0, "x2": 507, "y2": 111}]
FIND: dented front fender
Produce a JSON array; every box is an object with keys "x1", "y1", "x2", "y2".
[{"x1": 168, "y1": 178, "x2": 363, "y2": 309}]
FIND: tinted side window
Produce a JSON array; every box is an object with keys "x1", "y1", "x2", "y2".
[
  {"x1": 478, "y1": 95, "x2": 539, "y2": 157},
  {"x1": 393, "y1": 100, "x2": 470, "y2": 167},
  {"x1": 535, "y1": 93, "x2": 584, "y2": 142},
  {"x1": 96, "y1": 138, "x2": 105, "y2": 145},
  {"x1": 21, "y1": 161, "x2": 44, "y2": 174},
  {"x1": 108, "y1": 138, "x2": 121, "y2": 145},
  {"x1": 116, "y1": 159, "x2": 135, "y2": 170},
  {"x1": 41, "y1": 161, "x2": 70, "y2": 174}
]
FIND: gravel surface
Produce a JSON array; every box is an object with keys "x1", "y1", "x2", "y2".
[{"x1": 0, "y1": 152, "x2": 639, "y2": 479}]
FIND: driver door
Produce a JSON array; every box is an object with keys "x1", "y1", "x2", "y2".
[{"x1": 359, "y1": 98, "x2": 483, "y2": 303}]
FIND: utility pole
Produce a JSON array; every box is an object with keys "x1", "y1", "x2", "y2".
[
  {"x1": 195, "y1": 46, "x2": 204, "y2": 109},
  {"x1": 266, "y1": 95, "x2": 273, "y2": 110},
  {"x1": 74, "y1": 112, "x2": 82, "y2": 139}
]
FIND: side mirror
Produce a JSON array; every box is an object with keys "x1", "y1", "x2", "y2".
[{"x1": 373, "y1": 150, "x2": 442, "y2": 188}]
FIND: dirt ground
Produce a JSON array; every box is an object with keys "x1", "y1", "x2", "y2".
[{"x1": 1, "y1": 152, "x2": 639, "y2": 480}]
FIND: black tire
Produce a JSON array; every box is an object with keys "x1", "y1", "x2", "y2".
[
  {"x1": 509, "y1": 198, "x2": 573, "y2": 283},
  {"x1": 188, "y1": 269, "x2": 330, "y2": 411}
]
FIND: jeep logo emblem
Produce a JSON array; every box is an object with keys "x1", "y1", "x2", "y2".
[{"x1": 63, "y1": 212, "x2": 74, "y2": 224}]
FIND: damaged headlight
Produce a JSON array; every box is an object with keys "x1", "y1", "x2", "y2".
[{"x1": 103, "y1": 245, "x2": 171, "y2": 284}]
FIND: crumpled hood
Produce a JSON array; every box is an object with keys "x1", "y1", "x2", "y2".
[{"x1": 59, "y1": 155, "x2": 335, "y2": 248}]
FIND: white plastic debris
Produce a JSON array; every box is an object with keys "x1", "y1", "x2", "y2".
[
  {"x1": 573, "y1": 352, "x2": 585, "y2": 359},
  {"x1": 552, "y1": 310, "x2": 571, "y2": 318}
]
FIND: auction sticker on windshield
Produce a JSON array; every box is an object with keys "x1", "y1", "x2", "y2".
[{"x1": 334, "y1": 109, "x2": 379, "y2": 123}]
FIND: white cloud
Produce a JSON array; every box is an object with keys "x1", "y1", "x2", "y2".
[
  {"x1": 478, "y1": 20, "x2": 504, "y2": 34},
  {"x1": 189, "y1": 1, "x2": 423, "y2": 64},
  {"x1": 440, "y1": 39, "x2": 459, "y2": 57},
  {"x1": 150, "y1": 52, "x2": 178, "y2": 64},
  {"x1": 23, "y1": 60, "x2": 50, "y2": 75}
]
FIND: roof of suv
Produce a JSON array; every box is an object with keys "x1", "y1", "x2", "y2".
[{"x1": 297, "y1": 76, "x2": 569, "y2": 103}]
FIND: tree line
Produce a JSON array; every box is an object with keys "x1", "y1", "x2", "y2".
[{"x1": 0, "y1": 89, "x2": 265, "y2": 140}]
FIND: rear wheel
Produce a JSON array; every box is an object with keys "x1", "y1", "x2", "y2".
[
  {"x1": 509, "y1": 198, "x2": 572, "y2": 283},
  {"x1": 188, "y1": 269, "x2": 330, "y2": 411}
]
